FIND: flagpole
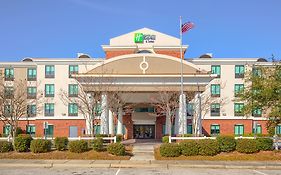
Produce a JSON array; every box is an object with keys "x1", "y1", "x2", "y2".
[{"x1": 179, "y1": 16, "x2": 184, "y2": 135}]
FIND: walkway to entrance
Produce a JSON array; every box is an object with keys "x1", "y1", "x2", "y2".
[{"x1": 125, "y1": 139, "x2": 161, "y2": 161}]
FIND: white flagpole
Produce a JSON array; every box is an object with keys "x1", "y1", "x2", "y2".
[{"x1": 180, "y1": 16, "x2": 184, "y2": 98}]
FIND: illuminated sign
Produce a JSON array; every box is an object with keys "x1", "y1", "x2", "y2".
[{"x1": 134, "y1": 33, "x2": 156, "y2": 43}]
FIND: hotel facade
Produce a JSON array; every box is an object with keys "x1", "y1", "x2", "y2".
[{"x1": 0, "y1": 28, "x2": 275, "y2": 139}]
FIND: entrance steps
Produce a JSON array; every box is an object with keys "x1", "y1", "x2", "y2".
[{"x1": 129, "y1": 139, "x2": 161, "y2": 161}]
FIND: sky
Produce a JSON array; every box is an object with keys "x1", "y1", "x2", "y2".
[{"x1": 0, "y1": 0, "x2": 280, "y2": 61}]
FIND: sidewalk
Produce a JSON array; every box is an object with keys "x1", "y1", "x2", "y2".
[{"x1": 1, "y1": 159, "x2": 281, "y2": 169}]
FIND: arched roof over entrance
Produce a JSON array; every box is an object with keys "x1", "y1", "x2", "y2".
[{"x1": 81, "y1": 53, "x2": 208, "y2": 76}]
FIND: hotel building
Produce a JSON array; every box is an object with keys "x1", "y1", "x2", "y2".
[{"x1": 0, "y1": 28, "x2": 276, "y2": 139}]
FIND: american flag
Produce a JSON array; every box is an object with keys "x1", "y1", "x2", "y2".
[{"x1": 181, "y1": 22, "x2": 194, "y2": 33}]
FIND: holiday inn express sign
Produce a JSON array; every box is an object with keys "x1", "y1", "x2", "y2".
[{"x1": 134, "y1": 33, "x2": 156, "y2": 43}]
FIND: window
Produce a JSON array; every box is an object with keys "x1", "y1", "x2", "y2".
[
  {"x1": 187, "y1": 124, "x2": 192, "y2": 134},
  {"x1": 114, "y1": 125, "x2": 126, "y2": 135},
  {"x1": 3, "y1": 125, "x2": 11, "y2": 136},
  {"x1": 45, "y1": 124, "x2": 54, "y2": 137},
  {"x1": 26, "y1": 125, "x2": 36, "y2": 136},
  {"x1": 211, "y1": 65, "x2": 221, "y2": 78},
  {"x1": 27, "y1": 104, "x2": 36, "y2": 117},
  {"x1": 187, "y1": 103, "x2": 194, "y2": 116},
  {"x1": 27, "y1": 68, "x2": 37, "y2": 81},
  {"x1": 69, "y1": 65, "x2": 79, "y2": 77},
  {"x1": 68, "y1": 84, "x2": 78, "y2": 97},
  {"x1": 210, "y1": 124, "x2": 220, "y2": 135},
  {"x1": 252, "y1": 67, "x2": 262, "y2": 77},
  {"x1": 94, "y1": 103, "x2": 102, "y2": 116},
  {"x1": 234, "y1": 124, "x2": 244, "y2": 135},
  {"x1": 276, "y1": 125, "x2": 281, "y2": 135},
  {"x1": 234, "y1": 103, "x2": 244, "y2": 116},
  {"x1": 45, "y1": 84, "x2": 54, "y2": 97},
  {"x1": 4, "y1": 87, "x2": 13, "y2": 98},
  {"x1": 4, "y1": 68, "x2": 14, "y2": 81},
  {"x1": 210, "y1": 103, "x2": 220, "y2": 116},
  {"x1": 253, "y1": 108, "x2": 262, "y2": 117},
  {"x1": 44, "y1": 103, "x2": 54, "y2": 116},
  {"x1": 234, "y1": 84, "x2": 244, "y2": 97},
  {"x1": 211, "y1": 84, "x2": 220, "y2": 97},
  {"x1": 4, "y1": 105, "x2": 12, "y2": 115},
  {"x1": 135, "y1": 107, "x2": 155, "y2": 112},
  {"x1": 162, "y1": 124, "x2": 175, "y2": 135},
  {"x1": 68, "y1": 103, "x2": 78, "y2": 116},
  {"x1": 253, "y1": 124, "x2": 262, "y2": 134},
  {"x1": 94, "y1": 125, "x2": 101, "y2": 135},
  {"x1": 235, "y1": 65, "x2": 245, "y2": 78},
  {"x1": 27, "y1": 87, "x2": 36, "y2": 99},
  {"x1": 45, "y1": 65, "x2": 55, "y2": 78}
]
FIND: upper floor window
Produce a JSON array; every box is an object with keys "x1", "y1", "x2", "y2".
[
  {"x1": 210, "y1": 103, "x2": 220, "y2": 116},
  {"x1": 234, "y1": 84, "x2": 244, "y2": 97},
  {"x1": 68, "y1": 103, "x2": 78, "y2": 116},
  {"x1": 211, "y1": 84, "x2": 220, "y2": 97},
  {"x1": 27, "y1": 104, "x2": 36, "y2": 117},
  {"x1": 27, "y1": 87, "x2": 36, "y2": 99},
  {"x1": 45, "y1": 65, "x2": 55, "y2": 78},
  {"x1": 252, "y1": 67, "x2": 262, "y2": 77},
  {"x1": 211, "y1": 65, "x2": 221, "y2": 78},
  {"x1": 234, "y1": 103, "x2": 244, "y2": 116},
  {"x1": 235, "y1": 65, "x2": 245, "y2": 78},
  {"x1": 44, "y1": 103, "x2": 54, "y2": 116},
  {"x1": 45, "y1": 84, "x2": 55, "y2": 97},
  {"x1": 27, "y1": 68, "x2": 37, "y2": 81},
  {"x1": 253, "y1": 108, "x2": 262, "y2": 117},
  {"x1": 68, "y1": 84, "x2": 78, "y2": 97},
  {"x1": 4, "y1": 86, "x2": 14, "y2": 98},
  {"x1": 69, "y1": 65, "x2": 79, "y2": 78},
  {"x1": 4, "y1": 68, "x2": 14, "y2": 81},
  {"x1": 135, "y1": 107, "x2": 155, "y2": 112}
]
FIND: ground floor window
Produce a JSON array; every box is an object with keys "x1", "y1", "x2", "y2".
[
  {"x1": 114, "y1": 125, "x2": 126, "y2": 135},
  {"x1": 234, "y1": 124, "x2": 244, "y2": 135},
  {"x1": 94, "y1": 125, "x2": 101, "y2": 135},
  {"x1": 210, "y1": 124, "x2": 220, "y2": 135},
  {"x1": 26, "y1": 125, "x2": 36, "y2": 136},
  {"x1": 162, "y1": 124, "x2": 175, "y2": 135},
  {"x1": 277, "y1": 125, "x2": 281, "y2": 135},
  {"x1": 133, "y1": 125, "x2": 155, "y2": 139},
  {"x1": 69, "y1": 126, "x2": 78, "y2": 137},
  {"x1": 253, "y1": 124, "x2": 262, "y2": 134},
  {"x1": 45, "y1": 124, "x2": 54, "y2": 138},
  {"x1": 187, "y1": 124, "x2": 192, "y2": 134},
  {"x1": 3, "y1": 125, "x2": 11, "y2": 136}
]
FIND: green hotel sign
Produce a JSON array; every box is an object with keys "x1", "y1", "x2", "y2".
[{"x1": 134, "y1": 33, "x2": 156, "y2": 43}]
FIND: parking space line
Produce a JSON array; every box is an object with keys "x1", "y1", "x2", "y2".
[{"x1": 253, "y1": 170, "x2": 268, "y2": 175}]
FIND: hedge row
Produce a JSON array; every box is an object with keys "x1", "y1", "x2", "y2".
[{"x1": 160, "y1": 136, "x2": 273, "y2": 157}]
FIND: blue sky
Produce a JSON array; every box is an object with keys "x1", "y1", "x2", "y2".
[{"x1": 0, "y1": 0, "x2": 280, "y2": 61}]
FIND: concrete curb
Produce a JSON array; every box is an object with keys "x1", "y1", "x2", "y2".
[{"x1": 1, "y1": 160, "x2": 281, "y2": 170}]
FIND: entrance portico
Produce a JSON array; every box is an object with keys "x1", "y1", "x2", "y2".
[{"x1": 74, "y1": 53, "x2": 215, "y2": 139}]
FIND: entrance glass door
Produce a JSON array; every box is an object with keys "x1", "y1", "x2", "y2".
[{"x1": 133, "y1": 125, "x2": 155, "y2": 139}]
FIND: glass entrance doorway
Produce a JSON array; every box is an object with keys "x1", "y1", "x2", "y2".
[{"x1": 133, "y1": 125, "x2": 155, "y2": 139}]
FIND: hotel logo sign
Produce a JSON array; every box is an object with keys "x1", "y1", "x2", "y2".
[{"x1": 134, "y1": 33, "x2": 156, "y2": 43}]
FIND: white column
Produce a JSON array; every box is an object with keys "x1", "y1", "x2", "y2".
[
  {"x1": 165, "y1": 113, "x2": 171, "y2": 135},
  {"x1": 100, "y1": 93, "x2": 109, "y2": 134},
  {"x1": 108, "y1": 110, "x2": 114, "y2": 135},
  {"x1": 85, "y1": 93, "x2": 93, "y2": 136},
  {"x1": 178, "y1": 93, "x2": 187, "y2": 135},
  {"x1": 117, "y1": 107, "x2": 123, "y2": 135},
  {"x1": 193, "y1": 92, "x2": 202, "y2": 136},
  {"x1": 174, "y1": 108, "x2": 179, "y2": 135}
]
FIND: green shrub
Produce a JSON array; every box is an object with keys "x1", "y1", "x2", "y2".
[
  {"x1": 107, "y1": 143, "x2": 126, "y2": 156},
  {"x1": 216, "y1": 136, "x2": 236, "y2": 152},
  {"x1": 54, "y1": 137, "x2": 69, "y2": 151},
  {"x1": 30, "y1": 139, "x2": 51, "y2": 153},
  {"x1": 14, "y1": 134, "x2": 33, "y2": 152},
  {"x1": 68, "y1": 140, "x2": 88, "y2": 153},
  {"x1": 16, "y1": 127, "x2": 23, "y2": 136},
  {"x1": 197, "y1": 139, "x2": 220, "y2": 156},
  {"x1": 256, "y1": 138, "x2": 273, "y2": 151},
  {"x1": 0, "y1": 141, "x2": 13, "y2": 152},
  {"x1": 93, "y1": 138, "x2": 104, "y2": 152},
  {"x1": 95, "y1": 134, "x2": 108, "y2": 138},
  {"x1": 183, "y1": 134, "x2": 193, "y2": 137},
  {"x1": 236, "y1": 139, "x2": 259, "y2": 154},
  {"x1": 116, "y1": 134, "x2": 123, "y2": 143},
  {"x1": 159, "y1": 143, "x2": 181, "y2": 157},
  {"x1": 243, "y1": 133, "x2": 254, "y2": 137},
  {"x1": 179, "y1": 140, "x2": 199, "y2": 156},
  {"x1": 162, "y1": 136, "x2": 169, "y2": 143}
]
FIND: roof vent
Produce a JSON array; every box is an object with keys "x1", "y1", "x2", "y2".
[
  {"x1": 199, "y1": 53, "x2": 213, "y2": 58},
  {"x1": 77, "y1": 53, "x2": 91, "y2": 59},
  {"x1": 257, "y1": 58, "x2": 268, "y2": 62},
  {"x1": 22, "y1": 57, "x2": 33, "y2": 62}
]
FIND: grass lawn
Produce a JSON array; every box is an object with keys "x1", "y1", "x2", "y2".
[
  {"x1": 154, "y1": 148, "x2": 281, "y2": 161},
  {"x1": 0, "y1": 146, "x2": 132, "y2": 160}
]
